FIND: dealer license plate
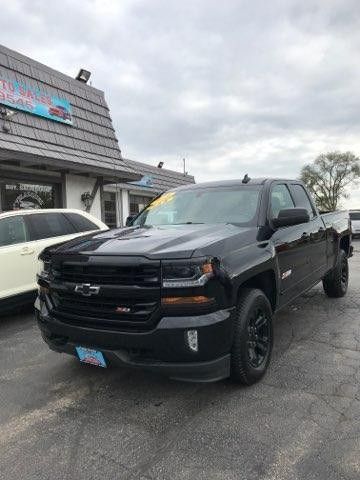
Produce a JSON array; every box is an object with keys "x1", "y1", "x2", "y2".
[{"x1": 76, "y1": 346, "x2": 107, "y2": 368}]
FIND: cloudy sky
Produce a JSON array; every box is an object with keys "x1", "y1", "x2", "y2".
[{"x1": 1, "y1": 0, "x2": 360, "y2": 206}]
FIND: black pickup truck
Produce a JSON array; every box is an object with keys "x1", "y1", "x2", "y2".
[{"x1": 36, "y1": 178, "x2": 352, "y2": 385}]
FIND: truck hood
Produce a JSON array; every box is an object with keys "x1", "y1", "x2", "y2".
[{"x1": 50, "y1": 224, "x2": 257, "y2": 259}]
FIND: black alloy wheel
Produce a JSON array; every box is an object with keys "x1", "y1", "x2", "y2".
[
  {"x1": 340, "y1": 255, "x2": 349, "y2": 290},
  {"x1": 247, "y1": 308, "x2": 271, "y2": 369},
  {"x1": 323, "y1": 249, "x2": 349, "y2": 298},
  {"x1": 231, "y1": 288, "x2": 273, "y2": 385}
]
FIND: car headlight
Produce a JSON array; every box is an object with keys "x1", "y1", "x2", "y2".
[{"x1": 162, "y1": 259, "x2": 214, "y2": 288}]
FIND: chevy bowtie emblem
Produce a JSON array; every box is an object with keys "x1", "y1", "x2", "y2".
[{"x1": 74, "y1": 283, "x2": 100, "y2": 296}]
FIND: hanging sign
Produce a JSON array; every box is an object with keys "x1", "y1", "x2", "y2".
[{"x1": 0, "y1": 76, "x2": 72, "y2": 125}]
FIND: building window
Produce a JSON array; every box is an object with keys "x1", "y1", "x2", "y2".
[
  {"x1": 129, "y1": 194, "x2": 154, "y2": 216},
  {"x1": 104, "y1": 191, "x2": 117, "y2": 228},
  {"x1": 0, "y1": 181, "x2": 59, "y2": 212}
]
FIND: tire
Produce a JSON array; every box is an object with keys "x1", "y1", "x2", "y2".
[
  {"x1": 323, "y1": 249, "x2": 349, "y2": 298},
  {"x1": 230, "y1": 288, "x2": 273, "y2": 385}
]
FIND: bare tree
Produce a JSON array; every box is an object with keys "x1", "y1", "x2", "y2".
[{"x1": 300, "y1": 151, "x2": 360, "y2": 211}]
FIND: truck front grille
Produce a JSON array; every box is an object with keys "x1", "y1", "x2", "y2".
[
  {"x1": 47, "y1": 258, "x2": 161, "y2": 331},
  {"x1": 50, "y1": 291, "x2": 160, "y2": 331},
  {"x1": 52, "y1": 264, "x2": 160, "y2": 287}
]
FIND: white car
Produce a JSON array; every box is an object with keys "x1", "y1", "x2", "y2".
[
  {"x1": 350, "y1": 211, "x2": 360, "y2": 238},
  {"x1": 0, "y1": 209, "x2": 108, "y2": 312}
]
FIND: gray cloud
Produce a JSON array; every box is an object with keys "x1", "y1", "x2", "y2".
[{"x1": 1, "y1": 0, "x2": 360, "y2": 206}]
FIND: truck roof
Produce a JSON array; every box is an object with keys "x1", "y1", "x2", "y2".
[{"x1": 173, "y1": 178, "x2": 300, "y2": 191}]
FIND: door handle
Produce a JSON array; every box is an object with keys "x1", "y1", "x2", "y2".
[{"x1": 20, "y1": 247, "x2": 35, "y2": 255}]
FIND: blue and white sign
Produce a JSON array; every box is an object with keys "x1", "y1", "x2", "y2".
[
  {"x1": 0, "y1": 76, "x2": 73, "y2": 125},
  {"x1": 129, "y1": 175, "x2": 154, "y2": 188}
]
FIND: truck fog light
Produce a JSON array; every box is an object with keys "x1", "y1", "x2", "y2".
[{"x1": 186, "y1": 329, "x2": 198, "y2": 352}]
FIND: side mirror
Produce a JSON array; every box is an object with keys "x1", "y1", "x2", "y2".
[
  {"x1": 272, "y1": 208, "x2": 310, "y2": 228},
  {"x1": 125, "y1": 215, "x2": 135, "y2": 227}
]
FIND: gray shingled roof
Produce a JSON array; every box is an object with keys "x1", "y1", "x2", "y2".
[
  {"x1": 123, "y1": 158, "x2": 195, "y2": 193},
  {"x1": 0, "y1": 44, "x2": 139, "y2": 182}
]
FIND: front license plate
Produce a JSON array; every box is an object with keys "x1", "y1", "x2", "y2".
[{"x1": 76, "y1": 346, "x2": 107, "y2": 368}]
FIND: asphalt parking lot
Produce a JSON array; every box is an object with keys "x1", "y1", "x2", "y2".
[{"x1": 1, "y1": 243, "x2": 359, "y2": 480}]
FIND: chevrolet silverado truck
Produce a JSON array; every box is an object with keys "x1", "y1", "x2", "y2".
[{"x1": 36, "y1": 178, "x2": 352, "y2": 385}]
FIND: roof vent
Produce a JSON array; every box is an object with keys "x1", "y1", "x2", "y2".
[{"x1": 242, "y1": 173, "x2": 251, "y2": 184}]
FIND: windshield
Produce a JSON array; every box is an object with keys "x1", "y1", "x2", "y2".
[
  {"x1": 132, "y1": 186, "x2": 261, "y2": 227},
  {"x1": 350, "y1": 212, "x2": 360, "y2": 221}
]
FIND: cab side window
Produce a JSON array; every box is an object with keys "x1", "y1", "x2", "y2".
[
  {"x1": 270, "y1": 184, "x2": 295, "y2": 218},
  {"x1": 0, "y1": 216, "x2": 28, "y2": 247},
  {"x1": 65, "y1": 213, "x2": 99, "y2": 232},
  {"x1": 27, "y1": 213, "x2": 76, "y2": 240},
  {"x1": 290, "y1": 184, "x2": 315, "y2": 219}
]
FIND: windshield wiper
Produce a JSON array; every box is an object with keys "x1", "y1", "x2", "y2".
[
  {"x1": 225, "y1": 222, "x2": 243, "y2": 227},
  {"x1": 173, "y1": 222, "x2": 205, "y2": 225}
]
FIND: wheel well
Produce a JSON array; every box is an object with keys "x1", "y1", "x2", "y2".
[
  {"x1": 238, "y1": 270, "x2": 277, "y2": 312},
  {"x1": 340, "y1": 235, "x2": 350, "y2": 255}
]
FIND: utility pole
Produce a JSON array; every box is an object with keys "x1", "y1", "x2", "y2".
[{"x1": 183, "y1": 158, "x2": 187, "y2": 176}]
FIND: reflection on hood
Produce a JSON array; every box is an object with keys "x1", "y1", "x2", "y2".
[{"x1": 48, "y1": 224, "x2": 257, "y2": 259}]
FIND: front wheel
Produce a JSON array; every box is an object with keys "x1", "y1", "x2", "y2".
[
  {"x1": 231, "y1": 288, "x2": 273, "y2": 385},
  {"x1": 323, "y1": 249, "x2": 349, "y2": 298}
]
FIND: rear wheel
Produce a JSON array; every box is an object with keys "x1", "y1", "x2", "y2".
[
  {"x1": 231, "y1": 288, "x2": 273, "y2": 385},
  {"x1": 323, "y1": 249, "x2": 349, "y2": 298}
]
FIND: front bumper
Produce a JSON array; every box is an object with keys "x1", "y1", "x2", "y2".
[{"x1": 35, "y1": 298, "x2": 235, "y2": 382}]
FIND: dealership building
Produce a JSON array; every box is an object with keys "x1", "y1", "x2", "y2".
[{"x1": 0, "y1": 44, "x2": 194, "y2": 227}]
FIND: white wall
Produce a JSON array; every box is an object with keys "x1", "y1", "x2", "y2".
[
  {"x1": 65, "y1": 174, "x2": 102, "y2": 220},
  {"x1": 121, "y1": 189, "x2": 129, "y2": 226}
]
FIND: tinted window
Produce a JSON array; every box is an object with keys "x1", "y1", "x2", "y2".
[
  {"x1": 0, "y1": 216, "x2": 28, "y2": 247},
  {"x1": 290, "y1": 184, "x2": 315, "y2": 218},
  {"x1": 270, "y1": 184, "x2": 295, "y2": 218},
  {"x1": 350, "y1": 212, "x2": 360, "y2": 221},
  {"x1": 28, "y1": 213, "x2": 76, "y2": 240},
  {"x1": 65, "y1": 213, "x2": 99, "y2": 232}
]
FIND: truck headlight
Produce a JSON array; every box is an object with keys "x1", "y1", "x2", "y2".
[
  {"x1": 162, "y1": 259, "x2": 214, "y2": 288},
  {"x1": 39, "y1": 260, "x2": 51, "y2": 279},
  {"x1": 38, "y1": 251, "x2": 51, "y2": 279}
]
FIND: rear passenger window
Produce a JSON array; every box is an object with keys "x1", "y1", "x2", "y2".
[
  {"x1": 65, "y1": 213, "x2": 99, "y2": 232},
  {"x1": 270, "y1": 184, "x2": 295, "y2": 218},
  {"x1": 290, "y1": 185, "x2": 315, "y2": 219},
  {"x1": 27, "y1": 213, "x2": 76, "y2": 240},
  {"x1": 0, "y1": 216, "x2": 28, "y2": 247}
]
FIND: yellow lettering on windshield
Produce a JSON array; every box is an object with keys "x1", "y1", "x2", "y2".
[{"x1": 146, "y1": 192, "x2": 175, "y2": 210}]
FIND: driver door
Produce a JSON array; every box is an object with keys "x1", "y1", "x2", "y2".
[{"x1": 269, "y1": 183, "x2": 311, "y2": 307}]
